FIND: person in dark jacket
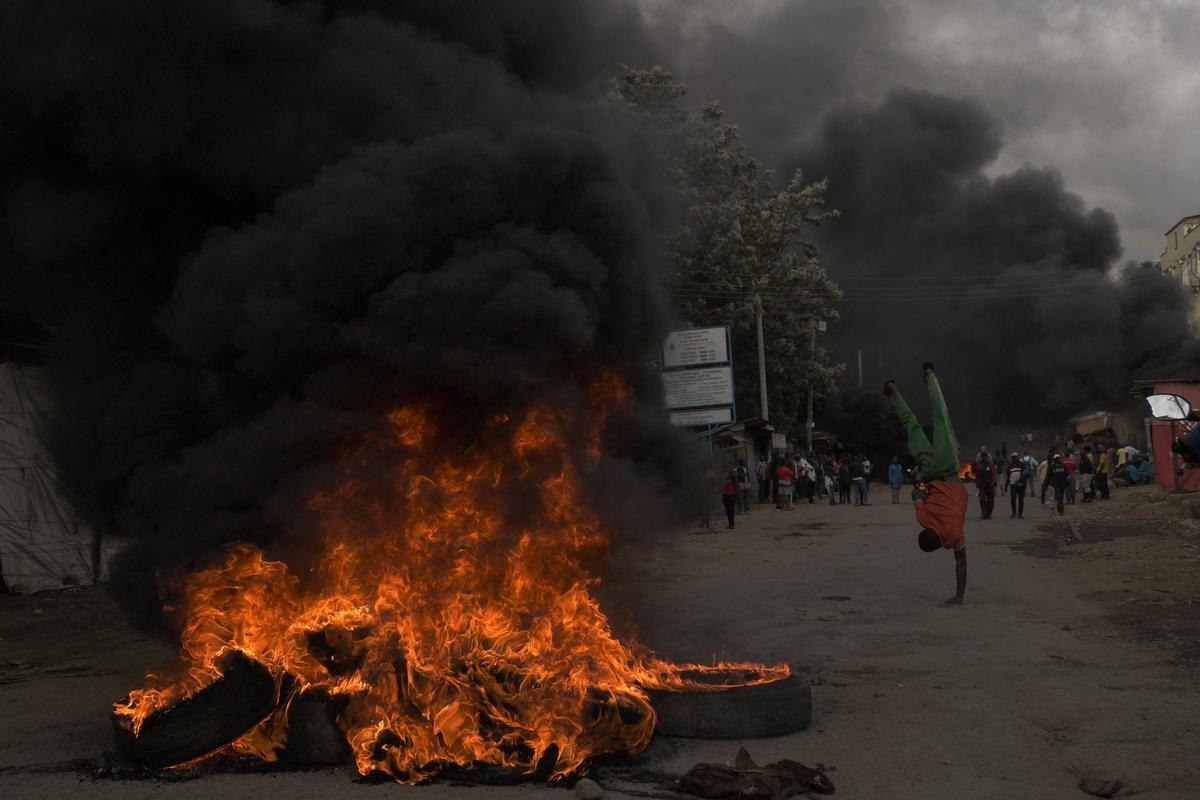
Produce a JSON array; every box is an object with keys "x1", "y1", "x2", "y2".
[
  {"x1": 757, "y1": 457, "x2": 771, "y2": 503},
  {"x1": 1005, "y1": 454, "x2": 1027, "y2": 519},
  {"x1": 1078, "y1": 446, "x2": 1096, "y2": 502},
  {"x1": 812, "y1": 454, "x2": 826, "y2": 499},
  {"x1": 837, "y1": 458, "x2": 852, "y2": 505},
  {"x1": 768, "y1": 454, "x2": 780, "y2": 505},
  {"x1": 849, "y1": 458, "x2": 866, "y2": 505},
  {"x1": 1041, "y1": 454, "x2": 1069, "y2": 515},
  {"x1": 974, "y1": 452, "x2": 997, "y2": 520}
]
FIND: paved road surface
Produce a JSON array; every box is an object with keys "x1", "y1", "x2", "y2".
[{"x1": 2, "y1": 483, "x2": 1197, "y2": 798}]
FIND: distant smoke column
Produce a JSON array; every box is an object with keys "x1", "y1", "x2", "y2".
[{"x1": 790, "y1": 89, "x2": 1200, "y2": 433}]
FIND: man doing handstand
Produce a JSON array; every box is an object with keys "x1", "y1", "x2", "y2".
[{"x1": 883, "y1": 363, "x2": 968, "y2": 605}]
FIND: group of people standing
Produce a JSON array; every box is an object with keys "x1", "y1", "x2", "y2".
[
  {"x1": 754, "y1": 452, "x2": 877, "y2": 511},
  {"x1": 706, "y1": 437, "x2": 1151, "y2": 532},
  {"x1": 970, "y1": 443, "x2": 1149, "y2": 519}
]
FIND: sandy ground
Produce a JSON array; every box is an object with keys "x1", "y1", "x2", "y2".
[{"x1": 2, "y1": 481, "x2": 1199, "y2": 799}]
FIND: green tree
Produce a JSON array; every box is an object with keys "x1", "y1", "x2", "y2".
[{"x1": 606, "y1": 67, "x2": 842, "y2": 434}]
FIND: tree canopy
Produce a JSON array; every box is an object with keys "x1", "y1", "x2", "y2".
[{"x1": 605, "y1": 66, "x2": 842, "y2": 434}]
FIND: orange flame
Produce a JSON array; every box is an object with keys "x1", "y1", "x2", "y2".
[{"x1": 113, "y1": 373, "x2": 787, "y2": 781}]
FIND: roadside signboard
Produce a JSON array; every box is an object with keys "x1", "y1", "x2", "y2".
[
  {"x1": 662, "y1": 366, "x2": 735, "y2": 409},
  {"x1": 669, "y1": 408, "x2": 734, "y2": 427},
  {"x1": 662, "y1": 327, "x2": 729, "y2": 369},
  {"x1": 661, "y1": 326, "x2": 734, "y2": 428}
]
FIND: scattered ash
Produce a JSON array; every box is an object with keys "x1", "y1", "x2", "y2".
[
  {"x1": 588, "y1": 737, "x2": 691, "y2": 786},
  {"x1": 1010, "y1": 520, "x2": 1076, "y2": 560},
  {"x1": 1114, "y1": 603, "x2": 1200, "y2": 669}
]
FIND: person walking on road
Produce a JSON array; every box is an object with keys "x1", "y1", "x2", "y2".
[
  {"x1": 888, "y1": 456, "x2": 904, "y2": 503},
  {"x1": 849, "y1": 458, "x2": 867, "y2": 506},
  {"x1": 1041, "y1": 454, "x2": 1068, "y2": 515},
  {"x1": 1022, "y1": 451, "x2": 1038, "y2": 483},
  {"x1": 1078, "y1": 446, "x2": 1096, "y2": 502},
  {"x1": 861, "y1": 455, "x2": 872, "y2": 504},
  {"x1": 884, "y1": 362, "x2": 969, "y2": 606},
  {"x1": 721, "y1": 470, "x2": 738, "y2": 529},
  {"x1": 1006, "y1": 454, "x2": 1027, "y2": 519},
  {"x1": 1062, "y1": 449, "x2": 1077, "y2": 505},
  {"x1": 799, "y1": 456, "x2": 817, "y2": 503},
  {"x1": 998, "y1": 446, "x2": 1007, "y2": 496},
  {"x1": 974, "y1": 452, "x2": 997, "y2": 520},
  {"x1": 768, "y1": 454, "x2": 780, "y2": 505},
  {"x1": 756, "y1": 457, "x2": 770, "y2": 504},
  {"x1": 736, "y1": 459, "x2": 753, "y2": 515},
  {"x1": 837, "y1": 458, "x2": 852, "y2": 505},
  {"x1": 1095, "y1": 446, "x2": 1111, "y2": 500}
]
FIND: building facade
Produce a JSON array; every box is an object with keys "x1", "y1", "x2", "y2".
[{"x1": 1160, "y1": 214, "x2": 1200, "y2": 291}]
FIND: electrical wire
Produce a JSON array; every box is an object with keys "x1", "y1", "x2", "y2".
[{"x1": 660, "y1": 272, "x2": 1162, "y2": 302}]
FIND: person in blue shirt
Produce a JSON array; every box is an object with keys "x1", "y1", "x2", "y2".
[{"x1": 888, "y1": 456, "x2": 904, "y2": 504}]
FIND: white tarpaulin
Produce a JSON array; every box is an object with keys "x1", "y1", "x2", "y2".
[{"x1": 0, "y1": 363, "x2": 98, "y2": 593}]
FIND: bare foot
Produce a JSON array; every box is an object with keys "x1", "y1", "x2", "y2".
[{"x1": 943, "y1": 596, "x2": 963, "y2": 606}]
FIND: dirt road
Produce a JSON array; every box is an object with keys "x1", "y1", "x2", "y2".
[{"x1": 2, "y1": 483, "x2": 1198, "y2": 799}]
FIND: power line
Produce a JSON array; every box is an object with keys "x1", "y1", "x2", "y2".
[
  {"x1": 665, "y1": 286, "x2": 1095, "y2": 301},
  {"x1": 665, "y1": 269, "x2": 1168, "y2": 287},
  {"x1": 664, "y1": 275, "x2": 1164, "y2": 292}
]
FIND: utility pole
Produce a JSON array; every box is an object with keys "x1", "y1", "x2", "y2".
[
  {"x1": 805, "y1": 319, "x2": 816, "y2": 452},
  {"x1": 857, "y1": 349, "x2": 863, "y2": 388},
  {"x1": 755, "y1": 297, "x2": 769, "y2": 422},
  {"x1": 806, "y1": 321, "x2": 825, "y2": 455}
]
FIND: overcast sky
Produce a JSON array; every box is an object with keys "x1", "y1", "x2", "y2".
[{"x1": 640, "y1": 0, "x2": 1199, "y2": 263}]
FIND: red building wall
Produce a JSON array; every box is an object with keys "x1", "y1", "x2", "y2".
[{"x1": 1148, "y1": 381, "x2": 1200, "y2": 493}]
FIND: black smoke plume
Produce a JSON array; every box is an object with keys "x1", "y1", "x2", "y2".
[
  {"x1": 1, "y1": 1, "x2": 689, "y2": 619},
  {"x1": 800, "y1": 90, "x2": 1200, "y2": 441}
]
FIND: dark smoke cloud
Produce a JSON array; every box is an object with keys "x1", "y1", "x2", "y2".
[
  {"x1": 641, "y1": 1, "x2": 1200, "y2": 443},
  {"x1": 818, "y1": 387, "x2": 905, "y2": 465},
  {"x1": 798, "y1": 89, "x2": 1200, "y2": 438},
  {"x1": 646, "y1": 0, "x2": 1200, "y2": 272},
  {"x1": 643, "y1": 0, "x2": 911, "y2": 166},
  {"x1": 1, "y1": 0, "x2": 688, "y2": 618}
]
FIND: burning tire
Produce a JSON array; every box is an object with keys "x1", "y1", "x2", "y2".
[
  {"x1": 112, "y1": 651, "x2": 280, "y2": 768},
  {"x1": 648, "y1": 674, "x2": 811, "y2": 739}
]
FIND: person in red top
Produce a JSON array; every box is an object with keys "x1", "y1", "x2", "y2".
[
  {"x1": 884, "y1": 363, "x2": 969, "y2": 605},
  {"x1": 1061, "y1": 449, "x2": 1077, "y2": 505},
  {"x1": 775, "y1": 460, "x2": 795, "y2": 510},
  {"x1": 721, "y1": 470, "x2": 738, "y2": 530}
]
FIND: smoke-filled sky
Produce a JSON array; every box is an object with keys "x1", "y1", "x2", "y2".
[
  {"x1": 635, "y1": 0, "x2": 1200, "y2": 436},
  {"x1": 641, "y1": 0, "x2": 1200, "y2": 264}
]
